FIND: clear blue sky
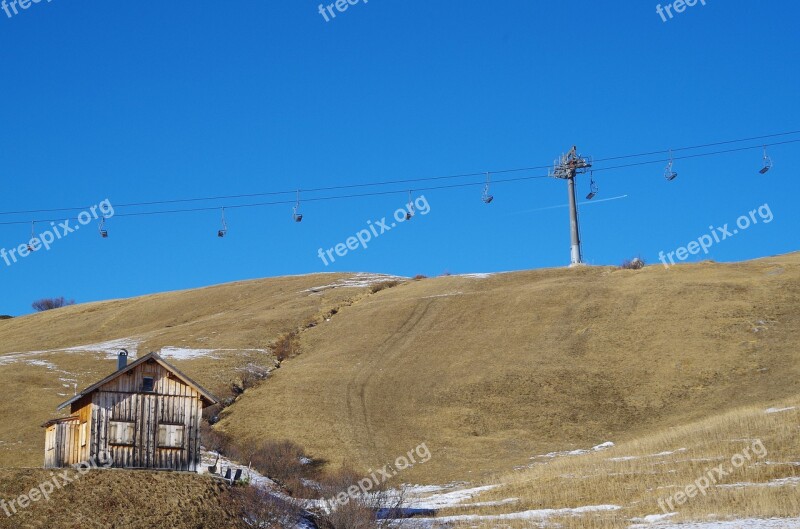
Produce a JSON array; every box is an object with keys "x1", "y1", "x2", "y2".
[{"x1": 1, "y1": 1, "x2": 798, "y2": 316}]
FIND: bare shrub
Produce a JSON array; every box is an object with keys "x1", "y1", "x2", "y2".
[
  {"x1": 315, "y1": 467, "x2": 405, "y2": 529},
  {"x1": 245, "y1": 440, "x2": 319, "y2": 496},
  {"x1": 412, "y1": 274, "x2": 427, "y2": 280},
  {"x1": 620, "y1": 257, "x2": 646, "y2": 270},
  {"x1": 273, "y1": 331, "x2": 300, "y2": 362},
  {"x1": 370, "y1": 281, "x2": 400, "y2": 294},
  {"x1": 200, "y1": 421, "x2": 232, "y2": 456},
  {"x1": 228, "y1": 485, "x2": 306, "y2": 529},
  {"x1": 32, "y1": 297, "x2": 75, "y2": 312},
  {"x1": 232, "y1": 364, "x2": 271, "y2": 395}
]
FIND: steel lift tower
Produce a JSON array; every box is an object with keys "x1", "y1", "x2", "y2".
[{"x1": 549, "y1": 146, "x2": 593, "y2": 266}]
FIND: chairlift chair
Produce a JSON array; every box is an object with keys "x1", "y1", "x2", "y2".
[
  {"x1": 759, "y1": 146, "x2": 773, "y2": 174},
  {"x1": 405, "y1": 191, "x2": 414, "y2": 220},
  {"x1": 27, "y1": 222, "x2": 36, "y2": 252},
  {"x1": 586, "y1": 172, "x2": 598, "y2": 200},
  {"x1": 482, "y1": 172, "x2": 494, "y2": 204},
  {"x1": 293, "y1": 191, "x2": 303, "y2": 223},
  {"x1": 98, "y1": 217, "x2": 109, "y2": 239},
  {"x1": 218, "y1": 208, "x2": 228, "y2": 238},
  {"x1": 664, "y1": 149, "x2": 678, "y2": 181}
]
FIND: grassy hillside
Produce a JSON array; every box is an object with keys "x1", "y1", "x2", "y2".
[
  {"x1": 451, "y1": 398, "x2": 800, "y2": 528},
  {"x1": 0, "y1": 272, "x2": 389, "y2": 467},
  {"x1": 217, "y1": 253, "x2": 800, "y2": 483},
  {"x1": 0, "y1": 254, "x2": 798, "y2": 527}
]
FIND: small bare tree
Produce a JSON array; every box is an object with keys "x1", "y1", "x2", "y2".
[
  {"x1": 315, "y1": 467, "x2": 407, "y2": 529},
  {"x1": 229, "y1": 485, "x2": 305, "y2": 529},
  {"x1": 32, "y1": 297, "x2": 76, "y2": 312}
]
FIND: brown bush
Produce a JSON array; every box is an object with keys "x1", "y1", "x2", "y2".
[
  {"x1": 273, "y1": 331, "x2": 300, "y2": 362},
  {"x1": 200, "y1": 421, "x2": 232, "y2": 454},
  {"x1": 370, "y1": 280, "x2": 400, "y2": 294},
  {"x1": 228, "y1": 485, "x2": 306, "y2": 529},
  {"x1": 32, "y1": 297, "x2": 75, "y2": 312},
  {"x1": 236, "y1": 440, "x2": 321, "y2": 497},
  {"x1": 232, "y1": 364, "x2": 271, "y2": 395},
  {"x1": 620, "y1": 257, "x2": 646, "y2": 270},
  {"x1": 315, "y1": 467, "x2": 403, "y2": 529},
  {"x1": 412, "y1": 274, "x2": 427, "y2": 280}
]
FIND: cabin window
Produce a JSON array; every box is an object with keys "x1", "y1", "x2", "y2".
[
  {"x1": 80, "y1": 422, "x2": 88, "y2": 447},
  {"x1": 109, "y1": 421, "x2": 135, "y2": 445},
  {"x1": 157, "y1": 424, "x2": 185, "y2": 448},
  {"x1": 142, "y1": 377, "x2": 155, "y2": 392}
]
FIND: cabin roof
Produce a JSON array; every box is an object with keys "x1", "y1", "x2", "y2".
[{"x1": 56, "y1": 352, "x2": 219, "y2": 411}]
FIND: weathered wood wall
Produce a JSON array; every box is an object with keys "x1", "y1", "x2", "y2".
[
  {"x1": 77, "y1": 359, "x2": 204, "y2": 471},
  {"x1": 44, "y1": 419, "x2": 81, "y2": 469}
]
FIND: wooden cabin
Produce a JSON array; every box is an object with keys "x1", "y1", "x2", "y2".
[{"x1": 43, "y1": 351, "x2": 218, "y2": 472}]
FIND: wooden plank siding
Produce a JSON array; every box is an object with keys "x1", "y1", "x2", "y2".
[
  {"x1": 49, "y1": 357, "x2": 206, "y2": 472},
  {"x1": 43, "y1": 419, "x2": 81, "y2": 469},
  {"x1": 44, "y1": 353, "x2": 215, "y2": 472}
]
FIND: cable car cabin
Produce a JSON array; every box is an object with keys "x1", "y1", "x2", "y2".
[{"x1": 43, "y1": 351, "x2": 218, "y2": 472}]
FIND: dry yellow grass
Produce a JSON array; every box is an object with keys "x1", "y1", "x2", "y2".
[
  {"x1": 435, "y1": 398, "x2": 800, "y2": 528},
  {"x1": 0, "y1": 272, "x2": 383, "y2": 467},
  {"x1": 218, "y1": 253, "x2": 800, "y2": 484},
  {"x1": 1, "y1": 254, "x2": 799, "y2": 527},
  {"x1": 0, "y1": 469, "x2": 243, "y2": 528}
]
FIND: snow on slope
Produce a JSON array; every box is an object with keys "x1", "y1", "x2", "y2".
[{"x1": 629, "y1": 517, "x2": 800, "y2": 529}]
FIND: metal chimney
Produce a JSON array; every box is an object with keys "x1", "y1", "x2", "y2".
[{"x1": 117, "y1": 349, "x2": 129, "y2": 371}]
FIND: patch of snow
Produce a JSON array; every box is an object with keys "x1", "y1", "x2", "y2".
[
  {"x1": 199, "y1": 450, "x2": 280, "y2": 493},
  {"x1": 533, "y1": 441, "x2": 615, "y2": 460},
  {"x1": 402, "y1": 484, "x2": 455, "y2": 496},
  {"x1": 398, "y1": 504, "x2": 620, "y2": 528},
  {"x1": 765, "y1": 406, "x2": 797, "y2": 414},
  {"x1": 159, "y1": 347, "x2": 220, "y2": 360},
  {"x1": 609, "y1": 448, "x2": 688, "y2": 462},
  {"x1": 421, "y1": 292, "x2": 463, "y2": 299},
  {"x1": 303, "y1": 273, "x2": 407, "y2": 293},
  {"x1": 62, "y1": 338, "x2": 142, "y2": 358},
  {"x1": 765, "y1": 461, "x2": 800, "y2": 467},
  {"x1": 404, "y1": 484, "x2": 499, "y2": 510},
  {"x1": 25, "y1": 359, "x2": 58, "y2": 369},
  {"x1": 716, "y1": 477, "x2": 800, "y2": 488},
  {"x1": 632, "y1": 513, "x2": 679, "y2": 523},
  {"x1": 628, "y1": 517, "x2": 800, "y2": 528}
]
